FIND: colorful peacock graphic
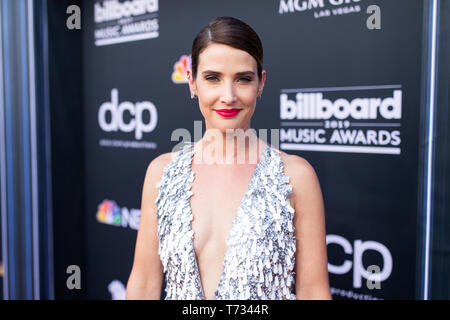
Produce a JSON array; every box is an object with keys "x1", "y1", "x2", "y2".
[
  {"x1": 96, "y1": 199, "x2": 121, "y2": 226},
  {"x1": 171, "y1": 54, "x2": 191, "y2": 84}
]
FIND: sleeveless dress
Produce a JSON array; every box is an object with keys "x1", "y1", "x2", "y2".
[{"x1": 155, "y1": 142, "x2": 297, "y2": 300}]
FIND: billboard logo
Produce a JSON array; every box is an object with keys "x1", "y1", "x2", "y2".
[
  {"x1": 94, "y1": 0, "x2": 159, "y2": 46},
  {"x1": 172, "y1": 54, "x2": 191, "y2": 84},
  {"x1": 98, "y1": 88, "x2": 158, "y2": 140},
  {"x1": 96, "y1": 199, "x2": 140, "y2": 230},
  {"x1": 281, "y1": 90, "x2": 401, "y2": 120},
  {"x1": 279, "y1": 85, "x2": 403, "y2": 155}
]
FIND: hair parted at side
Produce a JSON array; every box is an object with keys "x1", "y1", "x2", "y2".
[{"x1": 191, "y1": 16, "x2": 264, "y2": 81}]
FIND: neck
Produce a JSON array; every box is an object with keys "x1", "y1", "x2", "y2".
[{"x1": 195, "y1": 128, "x2": 265, "y2": 165}]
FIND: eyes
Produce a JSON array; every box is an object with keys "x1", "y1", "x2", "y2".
[{"x1": 204, "y1": 76, "x2": 253, "y2": 83}]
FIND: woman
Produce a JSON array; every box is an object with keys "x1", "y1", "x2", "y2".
[{"x1": 126, "y1": 16, "x2": 331, "y2": 300}]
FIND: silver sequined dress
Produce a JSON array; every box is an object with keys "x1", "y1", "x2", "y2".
[{"x1": 155, "y1": 142, "x2": 297, "y2": 300}]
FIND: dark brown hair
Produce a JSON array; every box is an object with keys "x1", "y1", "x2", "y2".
[{"x1": 191, "y1": 16, "x2": 263, "y2": 81}]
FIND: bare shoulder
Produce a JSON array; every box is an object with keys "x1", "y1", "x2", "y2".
[
  {"x1": 278, "y1": 150, "x2": 318, "y2": 183},
  {"x1": 147, "y1": 151, "x2": 175, "y2": 172},
  {"x1": 144, "y1": 151, "x2": 177, "y2": 184},
  {"x1": 278, "y1": 150, "x2": 322, "y2": 208}
]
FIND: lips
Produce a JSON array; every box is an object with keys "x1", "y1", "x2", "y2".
[{"x1": 215, "y1": 108, "x2": 241, "y2": 118}]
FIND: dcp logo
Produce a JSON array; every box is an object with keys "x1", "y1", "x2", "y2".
[
  {"x1": 327, "y1": 234, "x2": 392, "y2": 288},
  {"x1": 98, "y1": 88, "x2": 158, "y2": 140}
]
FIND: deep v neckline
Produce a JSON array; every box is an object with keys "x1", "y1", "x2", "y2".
[{"x1": 186, "y1": 142, "x2": 269, "y2": 300}]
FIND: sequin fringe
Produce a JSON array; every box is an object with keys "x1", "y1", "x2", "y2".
[{"x1": 155, "y1": 142, "x2": 297, "y2": 300}]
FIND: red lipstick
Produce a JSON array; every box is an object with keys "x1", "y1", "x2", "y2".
[{"x1": 215, "y1": 108, "x2": 241, "y2": 118}]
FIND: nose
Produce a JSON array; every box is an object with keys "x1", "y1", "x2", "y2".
[{"x1": 220, "y1": 81, "x2": 236, "y2": 105}]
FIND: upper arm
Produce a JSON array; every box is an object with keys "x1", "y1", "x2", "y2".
[
  {"x1": 287, "y1": 156, "x2": 332, "y2": 300},
  {"x1": 126, "y1": 152, "x2": 172, "y2": 299}
]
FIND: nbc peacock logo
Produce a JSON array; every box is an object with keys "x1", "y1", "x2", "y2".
[
  {"x1": 171, "y1": 54, "x2": 191, "y2": 84},
  {"x1": 96, "y1": 199, "x2": 141, "y2": 230},
  {"x1": 96, "y1": 199, "x2": 121, "y2": 227}
]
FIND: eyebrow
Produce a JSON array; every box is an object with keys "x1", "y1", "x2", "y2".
[{"x1": 201, "y1": 70, "x2": 255, "y2": 76}]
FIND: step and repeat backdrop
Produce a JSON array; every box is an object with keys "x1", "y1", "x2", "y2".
[{"x1": 82, "y1": 0, "x2": 423, "y2": 299}]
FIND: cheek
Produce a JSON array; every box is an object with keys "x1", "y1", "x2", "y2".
[
  {"x1": 197, "y1": 86, "x2": 217, "y2": 105},
  {"x1": 239, "y1": 87, "x2": 258, "y2": 104}
]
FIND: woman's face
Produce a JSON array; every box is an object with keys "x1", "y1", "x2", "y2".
[{"x1": 187, "y1": 43, "x2": 266, "y2": 133}]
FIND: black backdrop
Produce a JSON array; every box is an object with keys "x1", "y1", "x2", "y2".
[{"x1": 52, "y1": 0, "x2": 427, "y2": 299}]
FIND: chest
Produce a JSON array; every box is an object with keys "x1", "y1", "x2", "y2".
[{"x1": 188, "y1": 163, "x2": 258, "y2": 249}]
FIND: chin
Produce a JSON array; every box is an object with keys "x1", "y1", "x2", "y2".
[{"x1": 206, "y1": 121, "x2": 239, "y2": 133}]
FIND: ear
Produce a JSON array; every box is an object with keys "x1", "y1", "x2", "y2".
[
  {"x1": 258, "y1": 70, "x2": 266, "y2": 96},
  {"x1": 186, "y1": 69, "x2": 197, "y2": 95}
]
